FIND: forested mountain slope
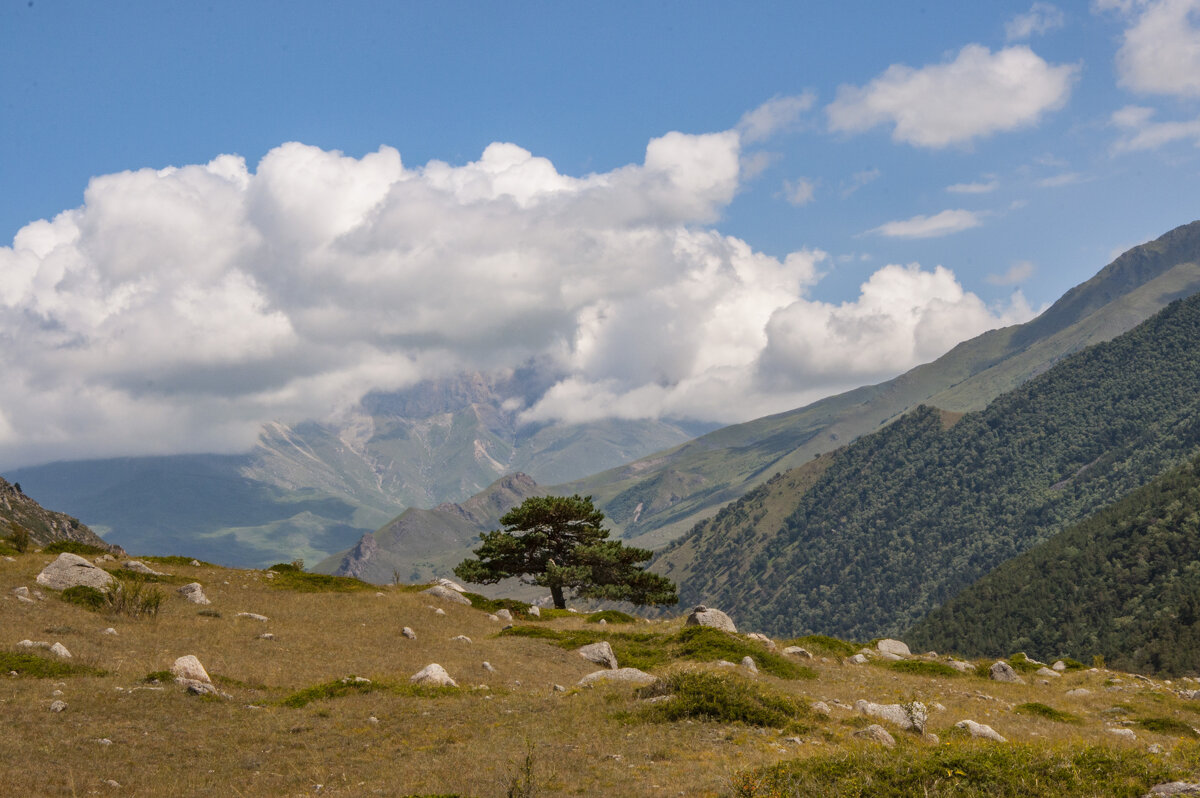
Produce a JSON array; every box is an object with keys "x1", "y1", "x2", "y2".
[
  {"x1": 656, "y1": 292, "x2": 1200, "y2": 640},
  {"x1": 906, "y1": 453, "x2": 1200, "y2": 676},
  {"x1": 565, "y1": 220, "x2": 1200, "y2": 550}
]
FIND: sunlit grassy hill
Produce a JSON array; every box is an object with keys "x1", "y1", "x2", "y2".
[{"x1": 4, "y1": 548, "x2": 1200, "y2": 797}]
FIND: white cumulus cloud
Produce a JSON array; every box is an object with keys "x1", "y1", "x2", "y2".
[
  {"x1": 1111, "y1": 0, "x2": 1200, "y2": 97},
  {"x1": 827, "y1": 44, "x2": 1079, "y2": 148},
  {"x1": 1006, "y1": 3, "x2": 1067, "y2": 40},
  {"x1": 0, "y1": 122, "x2": 1034, "y2": 468},
  {"x1": 1111, "y1": 104, "x2": 1200, "y2": 150}
]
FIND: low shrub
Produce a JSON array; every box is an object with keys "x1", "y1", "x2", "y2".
[
  {"x1": 1137, "y1": 717, "x2": 1200, "y2": 738},
  {"x1": 197, "y1": 609, "x2": 221, "y2": 618},
  {"x1": 142, "y1": 555, "x2": 216, "y2": 567},
  {"x1": 586, "y1": 610, "x2": 637, "y2": 624},
  {"x1": 731, "y1": 742, "x2": 1188, "y2": 797},
  {"x1": 784, "y1": 634, "x2": 859, "y2": 658},
  {"x1": 672, "y1": 626, "x2": 816, "y2": 680},
  {"x1": 280, "y1": 676, "x2": 457, "y2": 708},
  {"x1": 633, "y1": 670, "x2": 814, "y2": 729},
  {"x1": 463, "y1": 592, "x2": 533, "y2": 616},
  {"x1": 105, "y1": 578, "x2": 165, "y2": 618},
  {"x1": 42, "y1": 540, "x2": 108, "y2": 556},
  {"x1": 60, "y1": 585, "x2": 107, "y2": 610},
  {"x1": 268, "y1": 561, "x2": 304, "y2": 573},
  {"x1": 143, "y1": 670, "x2": 174, "y2": 683},
  {"x1": 1006, "y1": 653, "x2": 1042, "y2": 674},
  {"x1": 266, "y1": 570, "x2": 372, "y2": 593},
  {"x1": 1014, "y1": 702, "x2": 1080, "y2": 724},
  {"x1": 884, "y1": 660, "x2": 962, "y2": 678},
  {"x1": 0, "y1": 650, "x2": 105, "y2": 678},
  {"x1": 5, "y1": 522, "x2": 30, "y2": 553}
]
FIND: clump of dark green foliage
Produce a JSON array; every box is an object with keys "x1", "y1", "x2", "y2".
[
  {"x1": 1137, "y1": 717, "x2": 1200, "y2": 738},
  {"x1": 884, "y1": 660, "x2": 962, "y2": 678},
  {"x1": 785, "y1": 635, "x2": 860, "y2": 657},
  {"x1": 0, "y1": 650, "x2": 105, "y2": 678},
  {"x1": 731, "y1": 742, "x2": 1190, "y2": 797},
  {"x1": 42, "y1": 540, "x2": 109, "y2": 556},
  {"x1": 280, "y1": 677, "x2": 456, "y2": 708},
  {"x1": 586, "y1": 610, "x2": 637, "y2": 624},
  {"x1": 1013, "y1": 702, "x2": 1080, "y2": 724},
  {"x1": 60, "y1": 578, "x2": 164, "y2": 618},
  {"x1": 633, "y1": 670, "x2": 813, "y2": 729},
  {"x1": 143, "y1": 555, "x2": 216, "y2": 567},
  {"x1": 266, "y1": 566, "x2": 372, "y2": 593},
  {"x1": 61, "y1": 585, "x2": 107, "y2": 610}
]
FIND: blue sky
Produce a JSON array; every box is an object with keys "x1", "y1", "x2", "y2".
[{"x1": 1, "y1": 1, "x2": 1199, "y2": 468}]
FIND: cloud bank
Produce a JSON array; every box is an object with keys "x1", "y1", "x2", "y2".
[{"x1": 0, "y1": 117, "x2": 1032, "y2": 468}]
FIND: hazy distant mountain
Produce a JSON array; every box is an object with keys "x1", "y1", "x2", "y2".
[
  {"x1": 4, "y1": 371, "x2": 704, "y2": 567},
  {"x1": 656, "y1": 290, "x2": 1200, "y2": 640}
]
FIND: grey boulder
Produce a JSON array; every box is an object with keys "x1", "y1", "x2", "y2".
[{"x1": 36, "y1": 553, "x2": 115, "y2": 592}]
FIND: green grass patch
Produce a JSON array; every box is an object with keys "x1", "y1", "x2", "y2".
[
  {"x1": 1014, "y1": 702, "x2": 1081, "y2": 724},
  {"x1": 463, "y1": 592, "x2": 534, "y2": 617},
  {"x1": 1005, "y1": 653, "x2": 1042, "y2": 674},
  {"x1": 266, "y1": 570, "x2": 373, "y2": 593},
  {"x1": 672, "y1": 626, "x2": 816, "y2": 680},
  {"x1": 1057, "y1": 657, "x2": 1087, "y2": 671},
  {"x1": 501, "y1": 625, "x2": 671, "y2": 671},
  {"x1": 143, "y1": 670, "x2": 174, "y2": 683},
  {"x1": 279, "y1": 676, "x2": 456, "y2": 708},
  {"x1": 42, "y1": 540, "x2": 110, "y2": 556},
  {"x1": 1137, "y1": 717, "x2": 1200, "y2": 738},
  {"x1": 60, "y1": 584, "x2": 107, "y2": 610},
  {"x1": 106, "y1": 568, "x2": 188, "y2": 585},
  {"x1": 0, "y1": 539, "x2": 20, "y2": 556},
  {"x1": 0, "y1": 650, "x2": 105, "y2": 678},
  {"x1": 784, "y1": 634, "x2": 859, "y2": 658},
  {"x1": 632, "y1": 670, "x2": 814, "y2": 729},
  {"x1": 141, "y1": 555, "x2": 217, "y2": 567},
  {"x1": 586, "y1": 610, "x2": 637, "y2": 624},
  {"x1": 883, "y1": 660, "x2": 962, "y2": 678},
  {"x1": 731, "y1": 741, "x2": 1190, "y2": 797}
]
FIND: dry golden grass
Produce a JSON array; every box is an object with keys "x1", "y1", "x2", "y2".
[{"x1": 3, "y1": 551, "x2": 1200, "y2": 797}]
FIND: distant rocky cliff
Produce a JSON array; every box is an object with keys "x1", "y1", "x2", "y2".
[{"x1": 0, "y1": 477, "x2": 120, "y2": 552}]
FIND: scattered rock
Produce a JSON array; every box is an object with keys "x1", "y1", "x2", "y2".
[
  {"x1": 12, "y1": 586, "x2": 30, "y2": 599},
  {"x1": 495, "y1": 608, "x2": 513, "y2": 622},
  {"x1": 177, "y1": 583, "x2": 211, "y2": 605},
  {"x1": 598, "y1": 618, "x2": 607, "y2": 626},
  {"x1": 684, "y1": 605, "x2": 736, "y2": 633},
  {"x1": 49, "y1": 642, "x2": 71, "y2": 659},
  {"x1": 811, "y1": 701, "x2": 831, "y2": 716},
  {"x1": 180, "y1": 679, "x2": 221, "y2": 697},
  {"x1": 955, "y1": 720, "x2": 1007, "y2": 742},
  {"x1": 855, "y1": 700, "x2": 924, "y2": 732},
  {"x1": 741, "y1": 656, "x2": 758, "y2": 674},
  {"x1": 255, "y1": 633, "x2": 275, "y2": 641},
  {"x1": 423, "y1": 584, "x2": 471, "y2": 605},
  {"x1": 876, "y1": 639, "x2": 911, "y2": 658},
  {"x1": 947, "y1": 659, "x2": 975, "y2": 673},
  {"x1": 1066, "y1": 688, "x2": 1092, "y2": 698},
  {"x1": 401, "y1": 627, "x2": 416, "y2": 639},
  {"x1": 528, "y1": 606, "x2": 540, "y2": 617},
  {"x1": 1107, "y1": 728, "x2": 1137, "y2": 741},
  {"x1": 436, "y1": 578, "x2": 467, "y2": 593},
  {"x1": 783, "y1": 646, "x2": 813, "y2": 659},
  {"x1": 171, "y1": 655, "x2": 211, "y2": 684},
  {"x1": 848, "y1": 654, "x2": 869, "y2": 665},
  {"x1": 49, "y1": 700, "x2": 66, "y2": 713},
  {"x1": 746, "y1": 633, "x2": 776, "y2": 651},
  {"x1": 451, "y1": 635, "x2": 472, "y2": 643},
  {"x1": 1144, "y1": 782, "x2": 1200, "y2": 796},
  {"x1": 35, "y1": 553, "x2": 115, "y2": 591},
  {"x1": 235, "y1": 612, "x2": 269, "y2": 622},
  {"x1": 877, "y1": 651, "x2": 904, "y2": 662},
  {"x1": 577, "y1": 641, "x2": 618, "y2": 670},
  {"x1": 553, "y1": 684, "x2": 566, "y2": 692},
  {"x1": 122, "y1": 560, "x2": 165, "y2": 576},
  {"x1": 482, "y1": 662, "x2": 496, "y2": 673},
  {"x1": 487, "y1": 614, "x2": 500, "y2": 622},
  {"x1": 1052, "y1": 660, "x2": 1068, "y2": 672},
  {"x1": 578, "y1": 668, "x2": 657, "y2": 687},
  {"x1": 410, "y1": 663, "x2": 457, "y2": 687},
  {"x1": 1036, "y1": 666, "x2": 1060, "y2": 678},
  {"x1": 102, "y1": 628, "x2": 117, "y2": 636},
  {"x1": 1148, "y1": 744, "x2": 1166, "y2": 755},
  {"x1": 433, "y1": 608, "x2": 446, "y2": 616},
  {"x1": 853, "y1": 724, "x2": 895, "y2": 747},
  {"x1": 95, "y1": 738, "x2": 112, "y2": 745},
  {"x1": 989, "y1": 661, "x2": 1025, "y2": 684},
  {"x1": 190, "y1": 560, "x2": 201, "y2": 566}
]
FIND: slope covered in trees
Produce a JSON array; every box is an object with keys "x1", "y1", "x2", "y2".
[
  {"x1": 906, "y1": 453, "x2": 1200, "y2": 675},
  {"x1": 658, "y1": 292, "x2": 1200, "y2": 640}
]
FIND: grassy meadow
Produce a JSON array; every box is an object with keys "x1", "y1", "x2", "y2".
[{"x1": 3, "y1": 550, "x2": 1200, "y2": 797}]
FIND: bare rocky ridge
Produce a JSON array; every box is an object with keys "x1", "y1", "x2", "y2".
[{"x1": 0, "y1": 477, "x2": 119, "y2": 553}]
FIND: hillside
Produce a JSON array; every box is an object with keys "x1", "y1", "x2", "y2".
[
  {"x1": 562, "y1": 220, "x2": 1200, "y2": 550},
  {"x1": 656, "y1": 292, "x2": 1200, "y2": 641},
  {"x1": 4, "y1": 549, "x2": 1200, "y2": 796},
  {"x1": 906, "y1": 453, "x2": 1200, "y2": 676},
  {"x1": 5, "y1": 372, "x2": 701, "y2": 568},
  {"x1": 0, "y1": 476, "x2": 117, "y2": 554}
]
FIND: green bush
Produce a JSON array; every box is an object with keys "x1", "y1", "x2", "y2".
[
  {"x1": 673, "y1": 626, "x2": 816, "y2": 680},
  {"x1": 785, "y1": 634, "x2": 859, "y2": 658},
  {"x1": 143, "y1": 670, "x2": 174, "y2": 683},
  {"x1": 463, "y1": 592, "x2": 534, "y2": 616},
  {"x1": 0, "y1": 650, "x2": 105, "y2": 678},
  {"x1": 280, "y1": 676, "x2": 457, "y2": 708},
  {"x1": 633, "y1": 670, "x2": 813, "y2": 728},
  {"x1": 6, "y1": 522, "x2": 30, "y2": 553},
  {"x1": 1137, "y1": 717, "x2": 1200, "y2": 738},
  {"x1": 42, "y1": 540, "x2": 108, "y2": 556},
  {"x1": 1014, "y1": 702, "x2": 1080, "y2": 724},
  {"x1": 586, "y1": 610, "x2": 637, "y2": 624},
  {"x1": 268, "y1": 561, "x2": 304, "y2": 573},
  {"x1": 105, "y1": 578, "x2": 165, "y2": 618},
  {"x1": 731, "y1": 742, "x2": 1188, "y2": 797},
  {"x1": 266, "y1": 570, "x2": 373, "y2": 592},
  {"x1": 60, "y1": 585, "x2": 107, "y2": 610},
  {"x1": 884, "y1": 660, "x2": 961, "y2": 678}
]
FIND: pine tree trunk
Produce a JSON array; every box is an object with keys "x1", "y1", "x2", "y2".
[{"x1": 550, "y1": 583, "x2": 566, "y2": 609}]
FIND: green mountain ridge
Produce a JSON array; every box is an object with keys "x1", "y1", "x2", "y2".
[
  {"x1": 905, "y1": 452, "x2": 1200, "y2": 676},
  {"x1": 656, "y1": 290, "x2": 1200, "y2": 641}
]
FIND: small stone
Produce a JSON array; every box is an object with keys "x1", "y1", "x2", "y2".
[
  {"x1": 401, "y1": 627, "x2": 416, "y2": 639},
  {"x1": 177, "y1": 583, "x2": 211, "y2": 605},
  {"x1": 433, "y1": 608, "x2": 446, "y2": 616},
  {"x1": 436, "y1": 578, "x2": 467, "y2": 593},
  {"x1": 598, "y1": 618, "x2": 607, "y2": 626},
  {"x1": 528, "y1": 606, "x2": 540, "y2": 617},
  {"x1": 853, "y1": 724, "x2": 895, "y2": 747},
  {"x1": 255, "y1": 633, "x2": 275, "y2": 640},
  {"x1": 96, "y1": 738, "x2": 112, "y2": 745},
  {"x1": 1066, "y1": 688, "x2": 1092, "y2": 698},
  {"x1": 577, "y1": 641, "x2": 619, "y2": 670},
  {"x1": 52, "y1": 689, "x2": 63, "y2": 696},
  {"x1": 848, "y1": 654, "x2": 869, "y2": 665},
  {"x1": 368, "y1": 716, "x2": 379, "y2": 724},
  {"x1": 451, "y1": 635, "x2": 472, "y2": 643},
  {"x1": 36, "y1": 553, "x2": 115, "y2": 591},
  {"x1": 190, "y1": 560, "x2": 201, "y2": 566},
  {"x1": 782, "y1": 646, "x2": 813, "y2": 658},
  {"x1": 955, "y1": 719, "x2": 1007, "y2": 742},
  {"x1": 578, "y1": 668, "x2": 657, "y2": 687},
  {"x1": 104, "y1": 779, "x2": 121, "y2": 788},
  {"x1": 1148, "y1": 743, "x2": 1166, "y2": 754},
  {"x1": 236, "y1": 612, "x2": 268, "y2": 622},
  {"x1": 122, "y1": 560, "x2": 165, "y2": 576},
  {"x1": 989, "y1": 661, "x2": 1025, "y2": 684},
  {"x1": 811, "y1": 701, "x2": 831, "y2": 716},
  {"x1": 410, "y1": 663, "x2": 457, "y2": 687},
  {"x1": 422, "y1": 584, "x2": 471, "y2": 605},
  {"x1": 876, "y1": 639, "x2": 911, "y2": 658},
  {"x1": 684, "y1": 605, "x2": 737, "y2": 633},
  {"x1": 495, "y1": 609, "x2": 513, "y2": 621},
  {"x1": 482, "y1": 662, "x2": 496, "y2": 673},
  {"x1": 49, "y1": 700, "x2": 67, "y2": 712},
  {"x1": 49, "y1": 642, "x2": 71, "y2": 659},
  {"x1": 1107, "y1": 727, "x2": 1137, "y2": 741},
  {"x1": 746, "y1": 633, "x2": 776, "y2": 651},
  {"x1": 1145, "y1": 782, "x2": 1200, "y2": 796},
  {"x1": 102, "y1": 627, "x2": 117, "y2": 636},
  {"x1": 12, "y1": 586, "x2": 29, "y2": 599},
  {"x1": 487, "y1": 614, "x2": 500, "y2": 622},
  {"x1": 171, "y1": 655, "x2": 211, "y2": 684},
  {"x1": 741, "y1": 656, "x2": 758, "y2": 674},
  {"x1": 1052, "y1": 660, "x2": 1068, "y2": 672},
  {"x1": 1037, "y1": 667, "x2": 1060, "y2": 678},
  {"x1": 553, "y1": 684, "x2": 566, "y2": 692},
  {"x1": 947, "y1": 659, "x2": 975, "y2": 673}
]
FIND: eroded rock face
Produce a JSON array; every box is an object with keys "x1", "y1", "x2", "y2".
[
  {"x1": 410, "y1": 663, "x2": 458, "y2": 687},
  {"x1": 35, "y1": 553, "x2": 115, "y2": 592},
  {"x1": 684, "y1": 605, "x2": 736, "y2": 633},
  {"x1": 577, "y1": 641, "x2": 618, "y2": 670}
]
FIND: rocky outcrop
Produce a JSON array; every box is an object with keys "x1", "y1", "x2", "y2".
[
  {"x1": 685, "y1": 605, "x2": 736, "y2": 633},
  {"x1": 410, "y1": 663, "x2": 458, "y2": 687},
  {"x1": 0, "y1": 477, "x2": 119, "y2": 553},
  {"x1": 423, "y1": 584, "x2": 471, "y2": 605},
  {"x1": 36, "y1": 553, "x2": 115, "y2": 591},
  {"x1": 577, "y1": 641, "x2": 618, "y2": 670},
  {"x1": 177, "y1": 583, "x2": 211, "y2": 604},
  {"x1": 955, "y1": 720, "x2": 1006, "y2": 742},
  {"x1": 333, "y1": 533, "x2": 380, "y2": 581},
  {"x1": 876, "y1": 639, "x2": 911, "y2": 658},
  {"x1": 855, "y1": 700, "x2": 924, "y2": 732},
  {"x1": 989, "y1": 661, "x2": 1025, "y2": 683},
  {"x1": 853, "y1": 724, "x2": 896, "y2": 747}
]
